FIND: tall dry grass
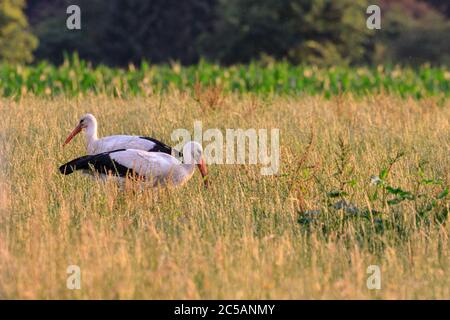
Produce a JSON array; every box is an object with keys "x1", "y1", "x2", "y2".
[{"x1": 0, "y1": 92, "x2": 448, "y2": 299}]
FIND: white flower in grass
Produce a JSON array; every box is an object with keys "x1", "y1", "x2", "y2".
[{"x1": 370, "y1": 175, "x2": 382, "y2": 185}]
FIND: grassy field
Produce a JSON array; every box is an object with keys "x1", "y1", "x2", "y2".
[{"x1": 0, "y1": 91, "x2": 449, "y2": 299}]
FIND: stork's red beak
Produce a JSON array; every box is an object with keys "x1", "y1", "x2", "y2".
[
  {"x1": 197, "y1": 158, "x2": 209, "y2": 188},
  {"x1": 63, "y1": 123, "x2": 83, "y2": 146}
]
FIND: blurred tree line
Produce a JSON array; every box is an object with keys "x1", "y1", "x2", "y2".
[
  {"x1": 0, "y1": 0, "x2": 37, "y2": 63},
  {"x1": 0, "y1": 0, "x2": 448, "y2": 65}
]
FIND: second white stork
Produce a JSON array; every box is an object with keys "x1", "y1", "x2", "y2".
[
  {"x1": 59, "y1": 141, "x2": 208, "y2": 188},
  {"x1": 63, "y1": 113, "x2": 181, "y2": 157}
]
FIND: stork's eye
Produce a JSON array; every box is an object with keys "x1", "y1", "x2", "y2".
[{"x1": 80, "y1": 119, "x2": 84, "y2": 124}]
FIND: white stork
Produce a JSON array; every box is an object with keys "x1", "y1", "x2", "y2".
[
  {"x1": 59, "y1": 141, "x2": 208, "y2": 188},
  {"x1": 63, "y1": 113, "x2": 181, "y2": 157}
]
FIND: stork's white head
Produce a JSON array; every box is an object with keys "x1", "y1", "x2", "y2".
[
  {"x1": 63, "y1": 113, "x2": 97, "y2": 146},
  {"x1": 182, "y1": 141, "x2": 203, "y2": 164},
  {"x1": 182, "y1": 141, "x2": 208, "y2": 188},
  {"x1": 78, "y1": 113, "x2": 97, "y2": 129}
]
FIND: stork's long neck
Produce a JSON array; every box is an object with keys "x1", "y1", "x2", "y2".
[
  {"x1": 181, "y1": 152, "x2": 197, "y2": 180},
  {"x1": 182, "y1": 162, "x2": 196, "y2": 177},
  {"x1": 85, "y1": 120, "x2": 98, "y2": 146}
]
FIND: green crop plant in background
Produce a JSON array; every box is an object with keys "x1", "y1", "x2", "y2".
[{"x1": 0, "y1": 55, "x2": 448, "y2": 99}]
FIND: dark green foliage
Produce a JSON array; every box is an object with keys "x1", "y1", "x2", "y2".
[
  {"x1": 101, "y1": 0, "x2": 216, "y2": 65},
  {"x1": 24, "y1": 0, "x2": 450, "y2": 66},
  {"x1": 204, "y1": 0, "x2": 371, "y2": 65},
  {"x1": 29, "y1": 0, "x2": 216, "y2": 65},
  {"x1": 374, "y1": 0, "x2": 450, "y2": 65},
  {"x1": 0, "y1": 0, "x2": 37, "y2": 63}
]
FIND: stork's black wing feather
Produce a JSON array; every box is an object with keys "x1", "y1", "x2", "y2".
[
  {"x1": 59, "y1": 149, "x2": 132, "y2": 177},
  {"x1": 139, "y1": 136, "x2": 183, "y2": 158},
  {"x1": 59, "y1": 154, "x2": 95, "y2": 175}
]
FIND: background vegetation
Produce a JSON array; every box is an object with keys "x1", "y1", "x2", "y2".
[
  {"x1": 0, "y1": 56, "x2": 448, "y2": 98},
  {"x1": 0, "y1": 0, "x2": 446, "y2": 66},
  {"x1": 0, "y1": 0, "x2": 37, "y2": 63}
]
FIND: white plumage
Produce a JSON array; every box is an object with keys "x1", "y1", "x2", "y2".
[
  {"x1": 63, "y1": 113, "x2": 177, "y2": 156},
  {"x1": 60, "y1": 141, "x2": 208, "y2": 188}
]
